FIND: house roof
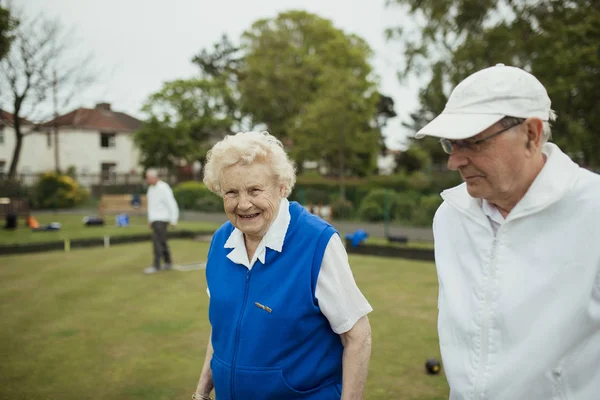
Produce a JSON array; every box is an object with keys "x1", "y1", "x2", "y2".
[
  {"x1": 42, "y1": 103, "x2": 142, "y2": 133},
  {"x1": 0, "y1": 109, "x2": 33, "y2": 126}
]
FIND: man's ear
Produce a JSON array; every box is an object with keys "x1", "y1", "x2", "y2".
[{"x1": 524, "y1": 118, "x2": 544, "y2": 152}]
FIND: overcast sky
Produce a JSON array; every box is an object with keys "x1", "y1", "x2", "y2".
[{"x1": 16, "y1": 0, "x2": 425, "y2": 148}]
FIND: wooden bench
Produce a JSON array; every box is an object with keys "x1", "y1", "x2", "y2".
[
  {"x1": 0, "y1": 197, "x2": 30, "y2": 219},
  {"x1": 98, "y1": 194, "x2": 147, "y2": 217}
]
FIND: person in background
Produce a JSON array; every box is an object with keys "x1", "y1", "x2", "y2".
[
  {"x1": 192, "y1": 131, "x2": 372, "y2": 400},
  {"x1": 416, "y1": 63, "x2": 600, "y2": 399},
  {"x1": 143, "y1": 168, "x2": 179, "y2": 275}
]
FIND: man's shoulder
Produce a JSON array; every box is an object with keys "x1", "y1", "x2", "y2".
[{"x1": 571, "y1": 168, "x2": 600, "y2": 201}]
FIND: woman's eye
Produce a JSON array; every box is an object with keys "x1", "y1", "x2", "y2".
[
  {"x1": 251, "y1": 188, "x2": 262, "y2": 195},
  {"x1": 225, "y1": 191, "x2": 237, "y2": 198}
]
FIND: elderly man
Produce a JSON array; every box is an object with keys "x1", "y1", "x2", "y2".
[
  {"x1": 143, "y1": 168, "x2": 179, "y2": 275},
  {"x1": 416, "y1": 64, "x2": 600, "y2": 399}
]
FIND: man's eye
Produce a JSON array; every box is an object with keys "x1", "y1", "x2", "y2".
[
  {"x1": 225, "y1": 191, "x2": 237, "y2": 198},
  {"x1": 251, "y1": 188, "x2": 262, "y2": 194}
]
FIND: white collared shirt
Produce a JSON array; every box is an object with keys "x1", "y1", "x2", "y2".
[
  {"x1": 481, "y1": 199, "x2": 504, "y2": 235},
  {"x1": 211, "y1": 198, "x2": 372, "y2": 334}
]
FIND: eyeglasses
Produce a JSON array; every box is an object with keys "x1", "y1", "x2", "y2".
[{"x1": 439, "y1": 120, "x2": 524, "y2": 155}]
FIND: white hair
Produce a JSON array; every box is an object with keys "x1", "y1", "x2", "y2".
[
  {"x1": 541, "y1": 110, "x2": 557, "y2": 143},
  {"x1": 499, "y1": 110, "x2": 557, "y2": 144},
  {"x1": 145, "y1": 168, "x2": 158, "y2": 178},
  {"x1": 203, "y1": 131, "x2": 296, "y2": 197}
]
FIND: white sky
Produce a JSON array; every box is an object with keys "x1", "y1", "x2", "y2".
[{"x1": 16, "y1": 0, "x2": 425, "y2": 149}]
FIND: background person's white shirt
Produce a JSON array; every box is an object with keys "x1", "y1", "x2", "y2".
[
  {"x1": 208, "y1": 198, "x2": 373, "y2": 334},
  {"x1": 147, "y1": 180, "x2": 179, "y2": 225}
]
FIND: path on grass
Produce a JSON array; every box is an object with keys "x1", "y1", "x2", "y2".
[{"x1": 36, "y1": 209, "x2": 434, "y2": 242}]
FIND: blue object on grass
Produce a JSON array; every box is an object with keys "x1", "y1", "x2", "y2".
[
  {"x1": 116, "y1": 213, "x2": 130, "y2": 227},
  {"x1": 345, "y1": 229, "x2": 368, "y2": 248}
]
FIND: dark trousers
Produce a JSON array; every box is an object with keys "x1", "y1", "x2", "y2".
[{"x1": 151, "y1": 221, "x2": 172, "y2": 268}]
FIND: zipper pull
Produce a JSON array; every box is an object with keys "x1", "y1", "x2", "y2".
[{"x1": 246, "y1": 270, "x2": 250, "y2": 282}]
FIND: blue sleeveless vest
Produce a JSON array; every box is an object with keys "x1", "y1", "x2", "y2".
[{"x1": 206, "y1": 201, "x2": 343, "y2": 399}]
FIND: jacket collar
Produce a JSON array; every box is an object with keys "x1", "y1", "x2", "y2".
[
  {"x1": 224, "y1": 198, "x2": 291, "y2": 267},
  {"x1": 441, "y1": 143, "x2": 580, "y2": 224}
]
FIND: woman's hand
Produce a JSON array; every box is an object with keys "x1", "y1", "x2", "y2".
[{"x1": 194, "y1": 331, "x2": 215, "y2": 399}]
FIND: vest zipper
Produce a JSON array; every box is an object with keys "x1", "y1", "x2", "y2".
[
  {"x1": 231, "y1": 269, "x2": 252, "y2": 400},
  {"x1": 474, "y1": 237, "x2": 499, "y2": 400}
]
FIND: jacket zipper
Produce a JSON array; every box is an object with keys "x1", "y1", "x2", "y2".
[
  {"x1": 231, "y1": 269, "x2": 252, "y2": 400},
  {"x1": 552, "y1": 368, "x2": 566, "y2": 400},
  {"x1": 474, "y1": 237, "x2": 498, "y2": 400}
]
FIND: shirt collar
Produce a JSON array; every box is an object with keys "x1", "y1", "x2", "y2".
[
  {"x1": 223, "y1": 198, "x2": 291, "y2": 267},
  {"x1": 441, "y1": 143, "x2": 579, "y2": 224},
  {"x1": 482, "y1": 199, "x2": 505, "y2": 225}
]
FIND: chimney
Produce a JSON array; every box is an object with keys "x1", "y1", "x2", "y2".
[{"x1": 96, "y1": 102, "x2": 111, "y2": 111}]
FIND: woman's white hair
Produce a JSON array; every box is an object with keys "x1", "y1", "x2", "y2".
[{"x1": 203, "y1": 131, "x2": 296, "y2": 197}]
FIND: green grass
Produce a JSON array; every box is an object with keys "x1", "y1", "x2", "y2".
[
  {"x1": 366, "y1": 237, "x2": 435, "y2": 250},
  {"x1": 0, "y1": 214, "x2": 222, "y2": 245},
  {"x1": 0, "y1": 241, "x2": 449, "y2": 400}
]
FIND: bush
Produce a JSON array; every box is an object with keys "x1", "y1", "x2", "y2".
[
  {"x1": 0, "y1": 179, "x2": 31, "y2": 199},
  {"x1": 411, "y1": 194, "x2": 443, "y2": 226},
  {"x1": 330, "y1": 198, "x2": 354, "y2": 220},
  {"x1": 357, "y1": 189, "x2": 422, "y2": 222},
  {"x1": 173, "y1": 181, "x2": 222, "y2": 212},
  {"x1": 35, "y1": 172, "x2": 89, "y2": 209}
]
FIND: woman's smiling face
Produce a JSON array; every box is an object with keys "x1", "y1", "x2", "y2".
[{"x1": 220, "y1": 161, "x2": 283, "y2": 241}]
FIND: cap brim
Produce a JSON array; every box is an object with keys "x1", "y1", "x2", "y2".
[{"x1": 415, "y1": 113, "x2": 505, "y2": 140}]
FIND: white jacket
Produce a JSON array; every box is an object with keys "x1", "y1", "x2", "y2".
[
  {"x1": 433, "y1": 143, "x2": 600, "y2": 400},
  {"x1": 147, "y1": 180, "x2": 179, "y2": 225}
]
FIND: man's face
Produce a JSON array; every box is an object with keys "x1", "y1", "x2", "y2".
[
  {"x1": 446, "y1": 121, "x2": 531, "y2": 203},
  {"x1": 146, "y1": 174, "x2": 157, "y2": 185}
]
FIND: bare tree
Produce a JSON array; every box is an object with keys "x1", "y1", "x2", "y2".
[{"x1": 0, "y1": 8, "x2": 95, "y2": 178}]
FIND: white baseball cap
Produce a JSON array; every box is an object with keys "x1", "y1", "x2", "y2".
[{"x1": 415, "y1": 64, "x2": 552, "y2": 140}]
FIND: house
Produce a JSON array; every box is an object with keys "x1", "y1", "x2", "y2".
[{"x1": 0, "y1": 103, "x2": 142, "y2": 183}]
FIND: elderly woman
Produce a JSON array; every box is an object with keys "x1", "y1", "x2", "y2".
[{"x1": 192, "y1": 131, "x2": 372, "y2": 400}]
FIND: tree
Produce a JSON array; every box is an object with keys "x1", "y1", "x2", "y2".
[
  {"x1": 387, "y1": 0, "x2": 600, "y2": 167},
  {"x1": 134, "y1": 78, "x2": 237, "y2": 173},
  {"x1": 0, "y1": 9, "x2": 94, "y2": 178},
  {"x1": 0, "y1": 5, "x2": 17, "y2": 62},
  {"x1": 291, "y1": 68, "x2": 379, "y2": 198},
  {"x1": 237, "y1": 10, "x2": 380, "y2": 173}
]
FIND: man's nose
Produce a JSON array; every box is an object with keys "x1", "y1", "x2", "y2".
[{"x1": 447, "y1": 151, "x2": 469, "y2": 171}]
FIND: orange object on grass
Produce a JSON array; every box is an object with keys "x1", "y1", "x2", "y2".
[{"x1": 27, "y1": 216, "x2": 39, "y2": 229}]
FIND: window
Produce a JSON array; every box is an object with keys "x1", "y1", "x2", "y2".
[
  {"x1": 0, "y1": 160, "x2": 5, "y2": 177},
  {"x1": 0, "y1": 126, "x2": 4, "y2": 145},
  {"x1": 46, "y1": 132, "x2": 52, "y2": 148},
  {"x1": 101, "y1": 162, "x2": 117, "y2": 182},
  {"x1": 100, "y1": 132, "x2": 116, "y2": 148}
]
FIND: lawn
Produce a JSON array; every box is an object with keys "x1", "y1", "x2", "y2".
[
  {"x1": 0, "y1": 240, "x2": 449, "y2": 400},
  {"x1": 366, "y1": 237, "x2": 435, "y2": 250},
  {"x1": 0, "y1": 214, "x2": 223, "y2": 245}
]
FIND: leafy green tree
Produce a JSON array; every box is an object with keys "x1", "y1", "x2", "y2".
[
  {"x1": 387, "y1": 0, "x2": 600, "y2": 167},
  {"x1": 238, "y1": 10, "x2": 381, "y2": 172},
  {"x1": 0, "y1": 6, "x2": 17, "y2": 62},
  {"x1": 134, "y1": 78, "x2": 236, "y2": 172},
  {"x1": 291, "y1": 69, "x2": 379, "y2": 198}
]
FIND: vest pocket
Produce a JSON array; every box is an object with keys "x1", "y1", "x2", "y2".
[
  {"x1": 210, "y1": 355, "x2": 232, "y2": 400},
  {"x1": 234, "y1": 366, "x2": 341, "y2": 399}
]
